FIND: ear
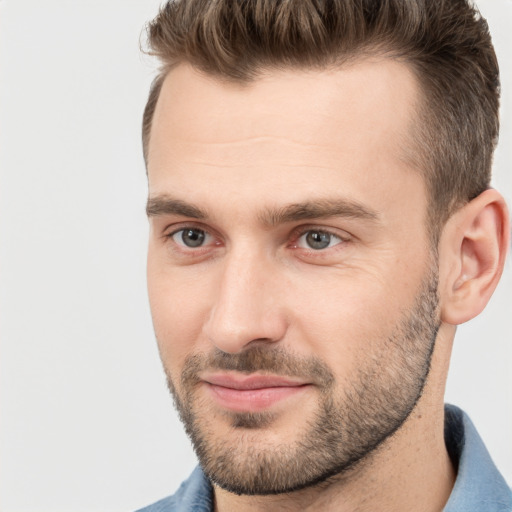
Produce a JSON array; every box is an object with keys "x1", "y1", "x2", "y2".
[{"x1": 438, "y1": 189, "x2": 510, "y2": 325}]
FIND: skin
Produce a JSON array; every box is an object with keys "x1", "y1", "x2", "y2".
[{"x1": 145, "y1": 59, "x2": 509, "y2": 511}]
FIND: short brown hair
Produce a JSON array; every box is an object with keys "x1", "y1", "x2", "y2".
[{"x1": 142, "y1": 0, "x2": 500, "y2": 232}]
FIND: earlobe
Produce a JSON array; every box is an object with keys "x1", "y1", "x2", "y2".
[{"x1": 439, "y1": 189, "x2": 510, "y2": 325}]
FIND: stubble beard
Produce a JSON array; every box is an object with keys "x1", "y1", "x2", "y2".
[{"x1": 162, "y1": 267, "x2": 440, "y2": 496}]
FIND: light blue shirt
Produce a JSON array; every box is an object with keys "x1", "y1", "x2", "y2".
[{"x1": 136, "y1": 405, "x2": 512, "y2": 511}]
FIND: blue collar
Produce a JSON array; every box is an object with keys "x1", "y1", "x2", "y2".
[{"x1": 443, "y1": 404, "x2": 511, "y2": 511}]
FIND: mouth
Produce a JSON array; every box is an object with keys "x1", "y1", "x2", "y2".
[{"x1": 200, "y1": 373, "x2": 311, "y2": 412}]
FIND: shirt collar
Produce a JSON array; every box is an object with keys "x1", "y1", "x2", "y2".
[{"x1": 443, "y1": 404, "x2": 511, "y2": 511}]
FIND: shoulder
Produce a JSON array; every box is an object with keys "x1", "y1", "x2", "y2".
[{"x1": 135, "y1": 466, "x2": 213, "y2": 512}]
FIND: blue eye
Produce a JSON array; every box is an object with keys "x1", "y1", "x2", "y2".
[
  {"x1": 297, "y1": 230, "x2": 342, "y2": 250},
  {"x1": 172, "y1": 228, "x2": 209, "y2": 248}
]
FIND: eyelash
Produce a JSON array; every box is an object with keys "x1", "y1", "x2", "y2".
[
  {"x1": 165, "y1": 224, "x2": 218, "y2": 252},
  {"x1": 163, "y1": 224, "x2": 350, "y2": 256},
  {"x1": 290, "y1": 227, "x2": 348, "y2": 251}
]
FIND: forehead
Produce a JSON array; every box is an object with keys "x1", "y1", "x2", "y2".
[
  {"x1": 147, "y1": 59, "x2": 424, "y2": 223},
  {"x1": 148, "y1": 59, "x2": 419, "y2": 154}
]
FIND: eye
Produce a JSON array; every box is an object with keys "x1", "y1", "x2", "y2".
[
  {"x1": 297, "y1": 230, "x2": 343, "y2": 250},
  {"x1": 171, "y1": 228, "x2": 211, "y2": 248}
]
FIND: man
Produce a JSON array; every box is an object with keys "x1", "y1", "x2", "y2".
[{"x1": 138, "y1": 0, "x2": 511, "y2": 510}]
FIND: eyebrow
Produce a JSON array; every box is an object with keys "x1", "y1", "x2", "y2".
[
  {"x1": 146, "y1": 195, "x2": 379, "y2": 225},
  {"x1": 259, "y1": 199, "x2": 379, "y2": 227},
  {"x1": 146, "y1": 196, "x2": 208, "y2": 219}
]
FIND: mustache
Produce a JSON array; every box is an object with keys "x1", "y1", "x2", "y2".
[{"x1": 180, "y1": 346, "x2": 335, "y2": 388}]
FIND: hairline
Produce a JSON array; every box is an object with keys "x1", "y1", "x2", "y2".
[{"x1": 143, "y1": 45, "x2": 412, "y2": 163}]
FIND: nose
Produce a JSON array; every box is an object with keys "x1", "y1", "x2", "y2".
[{"x1": 202, "y1": 249, "x2": 288, "y2": 354}]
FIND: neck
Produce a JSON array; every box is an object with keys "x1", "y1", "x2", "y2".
[{"x1": 214, "y1": 325, "x2": 456, "y2": 512}]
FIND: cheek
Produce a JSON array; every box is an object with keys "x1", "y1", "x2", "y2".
[
  {"x1": 147, "y1": 257, "x2": 210, "y2": 375},
  {"x1": 284, "y1": 271, "x2": 411, "y2": 375}
]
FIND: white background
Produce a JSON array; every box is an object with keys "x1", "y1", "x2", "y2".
[{"x1": 0, "y1": 1, "x2": 510, "y2": 511}]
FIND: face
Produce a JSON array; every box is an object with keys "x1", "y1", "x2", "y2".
[{"x1": 146, "y1": 60, "x2": 440, "y2": 495}]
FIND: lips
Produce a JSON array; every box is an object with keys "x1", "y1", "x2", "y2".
[{"x1": 201, "y1": 373, "x2": 310, "y2": 412}]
